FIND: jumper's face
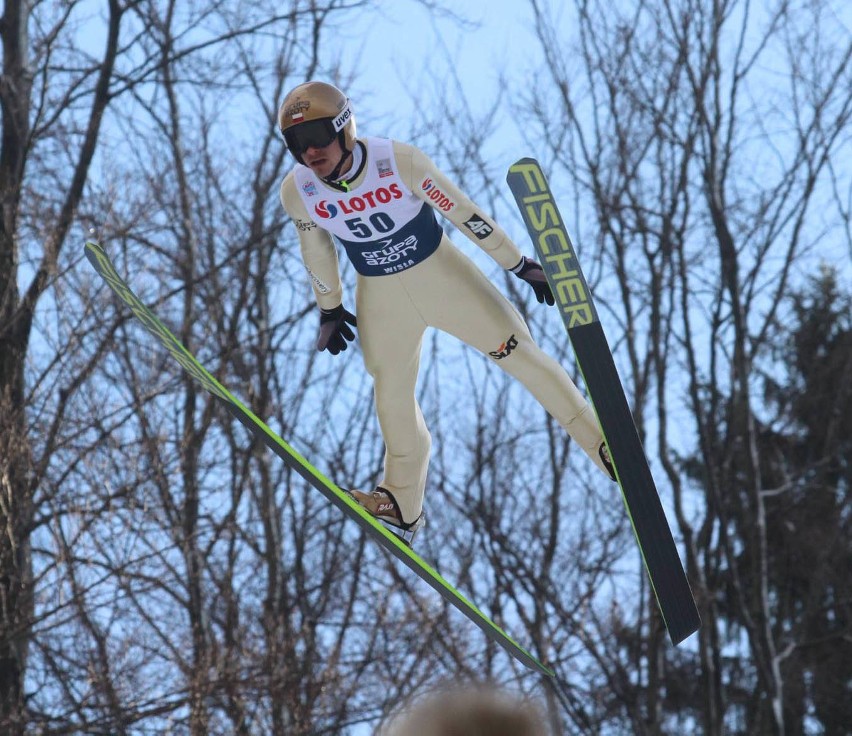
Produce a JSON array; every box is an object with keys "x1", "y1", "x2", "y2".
[
  {"x1": 283, "y1": 116, "x2": 347, "y2": 179},
  {"x1": 302, "y1": 138, "x2": 345, "y2": 178}
]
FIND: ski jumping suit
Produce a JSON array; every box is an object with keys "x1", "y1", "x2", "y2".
[{"x1": 281, "y1": 137, "x2": 609, "y2": 523}]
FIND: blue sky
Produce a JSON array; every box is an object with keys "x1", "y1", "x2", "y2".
[{"x1": 340, "y1": 1, "x2": 542, "y2": 145}]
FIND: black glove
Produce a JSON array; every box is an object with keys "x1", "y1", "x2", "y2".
[
  {"x1": 316, "y1": 304, "x2": 357, "y2": 355},
  {"x1": 511, "y1": 257, "x2": 555, "y2": 306}
]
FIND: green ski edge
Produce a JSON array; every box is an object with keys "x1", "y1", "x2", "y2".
[
  {"x1": 84, "y1": 241, "x2": 553, "y2": 678},
  {"x1": 505, "y1": 160, "x2": 700, "y2": 645}
]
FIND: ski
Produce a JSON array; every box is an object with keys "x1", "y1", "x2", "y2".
[
  {"x1": 506, "y1": 160, "x2": 701, "y2": 645},
  {"x1": 84, "y1": 240, "x2": 554, "y2": 676}
]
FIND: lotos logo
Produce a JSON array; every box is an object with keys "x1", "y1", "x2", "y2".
[
  {"x1": 489, "y1": 334, "x2": 518, "y2": 360},
  {"x1": 315, "y1": 200, "x2": 339, "y2": 219},
  {"x1": 316, "y1": 184, "x2": 403, "y2": 219},
  {"x1": 420, "y1": 178, "x2": 455, "y2": 212}
]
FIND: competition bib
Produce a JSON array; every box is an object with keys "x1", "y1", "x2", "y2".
[{"x1": 294, "y1": 137, "x2": 442, "y2": 276}]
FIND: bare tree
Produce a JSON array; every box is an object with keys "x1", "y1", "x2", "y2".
[
  {"x1": 17, "y1": 0, "x2": 847, "y2": 733},
  {"x1": 1, "y1": 0, "x2": 125, "y2": 729},
  {"x1": 1, "y1": 0, "x2": 449, "y2": 732},
  {"x1": 488, "y1": 0, "x2": 852, "y2": 733}
]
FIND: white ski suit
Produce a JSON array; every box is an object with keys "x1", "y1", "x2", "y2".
[{"x1": 280, "y1": 137, "x2": 608, "y2": 523}]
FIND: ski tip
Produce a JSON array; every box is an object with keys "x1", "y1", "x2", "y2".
[
  {"x1": 506, "y1": 157, "x2": 541, "y2": 181},
  {"x1": 513, "y1": 648, "x2": 555, "y2": 678},
  {"x1": 540, "y1": 663, "x2": 557, "y2": 678}
]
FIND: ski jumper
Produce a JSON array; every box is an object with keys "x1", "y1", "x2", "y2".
[{"x1": 280, "y1": 137, "x2": 609, "y2": 523}]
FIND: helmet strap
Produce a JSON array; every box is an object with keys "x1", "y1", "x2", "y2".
[{"x1": 321, "y1": 132, "x2": 351, "y2": 182}]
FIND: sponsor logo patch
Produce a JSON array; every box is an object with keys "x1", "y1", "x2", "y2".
[
  {"x1": 489, "y1": 334, "x2": 518, "y2": 360},
  {"x1": 302, "y1": 181, "x2": 318, "y2": 197},
  {"x1": 463, "y1": 214, "x2": 493, "y2": 240},
  {"x1": 363, "y1": 234, "x2": 419, "y2": 273},
  {"x1": 420, "y1": 177, "x2": 455, "y2": 212},
  {"x1": 314, "y1": 184, "x2": 404, "y2": 219},
  {"x1": 294, "y1": 218, "x2": 318, "y2": 231},
  {"x1": 314, "y1": 200, "x2": 339, "y2": 219},
  {"x1": 306, "y1": 268, "x2": 330, "y2": 294},
  {"x1": 377, "y1": 158, "x2": 393, "y2": 178},
  {"x1": 332, "y1": 104, "x2": 352, "y2": 130}
]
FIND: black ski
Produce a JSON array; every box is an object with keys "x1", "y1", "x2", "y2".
[
  {"x1": 506, "y1": 159, "x2": 700, "y2": 645},
  {"x1": 84, "y1": 240, "x2": 554, "y2": 676}
]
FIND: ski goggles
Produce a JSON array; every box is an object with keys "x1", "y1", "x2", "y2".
[
  {"x1": 283, "y1": 118, "x2": 338, "y2": 154},
  {"x1": 283, "y1": 102, "x2": 353, "y2": 155}
]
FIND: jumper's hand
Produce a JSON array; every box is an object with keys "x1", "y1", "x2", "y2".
[
  {"x1": 317, "y1": 304, "x2": 357, "y2": 354},
  {"x1": 512, "y1": 257, "x2": 555, "y2": 306}
]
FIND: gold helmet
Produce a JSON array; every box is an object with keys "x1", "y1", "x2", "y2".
[{"x1": 278, "y1": 81, "x2": 356, "y2": 164}]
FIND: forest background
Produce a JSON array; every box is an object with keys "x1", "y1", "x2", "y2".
[{"x1": 1, "y1": 0, "x2": 850, "y2": 734}]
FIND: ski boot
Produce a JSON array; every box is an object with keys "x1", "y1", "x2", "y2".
[{"x1": 346, "y1": 486, "x2": 425, "y2": 547}]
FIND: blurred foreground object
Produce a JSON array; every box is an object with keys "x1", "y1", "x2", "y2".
[{"x1": 382, "y1": 684, "x2": 547, "y2": 736}]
